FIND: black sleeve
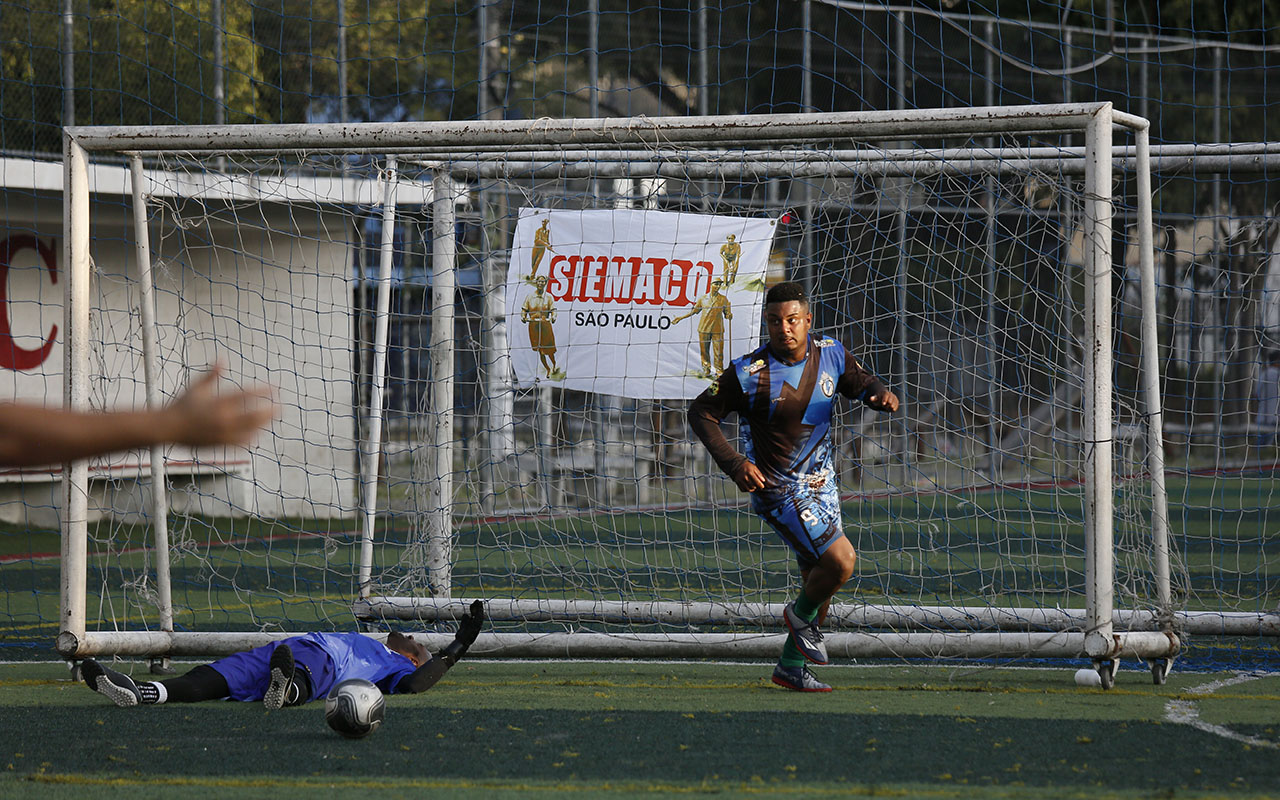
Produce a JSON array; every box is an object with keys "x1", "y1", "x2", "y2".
[
  {"x1": 836, "y1": 348, "x2": 887, "y2": 403},
  {"x1": 394, "y1": 600, "x2": 484, "y2": 694},
  {"x1": 394, "y1": 637, "x2": 471, "y2": 695},
  {"x1": 687, "y1": 368, "x2": 748, "y2": 477}
]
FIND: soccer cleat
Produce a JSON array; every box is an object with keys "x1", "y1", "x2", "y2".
[
  {"x1": 771, "y1": 663, "x2": 832, "y2": 693},
  {"x1": 783, "y1": 602, "x2": 829, "y2": 665},
  {"x1": 82, "y1": 658, "x2": 144, "y2": 707},
  {"x1": 263, "y1": 644, "x2": 299, "y2": 710}
]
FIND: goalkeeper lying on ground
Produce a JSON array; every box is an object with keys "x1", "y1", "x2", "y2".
[{"x1": 82, "y1": 600, "x2": 485, "y2": 708}]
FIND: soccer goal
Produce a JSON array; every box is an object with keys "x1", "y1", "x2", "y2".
[{"x1": 58, "y1": 103, "x2": 1182, "y2": 686}]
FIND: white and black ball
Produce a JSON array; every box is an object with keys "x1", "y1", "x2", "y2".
[{"x1": 324, "y1": 678, "x2": 385, "y2": 739}]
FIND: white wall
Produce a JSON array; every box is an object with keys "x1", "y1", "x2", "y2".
[{"x1": 0, "y1": 176, "x2": 358, "y2": 522}]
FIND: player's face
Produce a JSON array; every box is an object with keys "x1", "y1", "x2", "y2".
[
  {"x1": 387, "y1": 631, "x2": 430, "y2": 667},
  {"x1": 765, "y1": 300, "x2": 811, "y2": 360}
]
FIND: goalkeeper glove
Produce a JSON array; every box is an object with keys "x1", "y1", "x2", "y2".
[{"x1": 441, "y1": 599, "x2": 485, "y2": 665}]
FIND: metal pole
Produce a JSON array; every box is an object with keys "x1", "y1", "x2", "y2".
[
  {"x1": 62, "y1": 0, "x2": 75, "y2": 127},
  {"x1": 357, "y1": 157, "x2": 399, "y2": 599},
  {"x1": 1212, "y1": 45, "x2": 1224, "y2": 444},
  {"x1": 983, "y1": 20, "x2": 1000, "y2": 479},
  {"x1": 428, "y1": 171, "x2": 458, "y2": 596},
  {"x1": 893, "y1": 11, "x2": 909, "y2": 477},
  {"x1": 537, "y1": 385, "x2": 553, "y2": 509},
  {"x1": 476, "y1": 0, "x2": 493, "y2": 514},
  {"x1": 58, "y1": 133, "x2": 91, "y2": 656},
  {"x1": 589, "y1": 0, "x2": 599, "y2": 118},
  {"x1": 589, "y1": 0, "x2": 607, "y2": 505},
  {"x1": 477, "y1": 0, "x2": 515, "y2": 514},
  {"x1": 477, "y1": 0, "x2": 488, "y2": 119},
  {"x1": 800, "y1": 1, "x2": 815, "y2": 296},
  {"x1": 1082, "y1": 105, "x2": 1116, "y2": 663},
  {"x1": 802, "y1": 1, "x2": 812, "y2": 113},
  {"x1": 129, "y1": 156, "x2": 174, "y2": 639},
  {"x1": 1138, "y1": 37, "x2": 1149, "y2": 124},
  {"x1": 1134, "y1": 126, "x2": 1174, "y2": 626},
  {"x1": 698, "y1": 1, "x2": 709, "y2": 115},
  {"x1": 213, "y1": 0, "x2": 225, "y2": 171},
  {"x1": 338, "y1": 0, "x2": 348, "y2": 124},
  {"x1": 696, "y1": 2, "x2": 712, "y2": 219},
  {"x1": 213, "y1": 0, "x2": 224, "y2": 127},
  {"x1": 70, "y1": 104, "x2": 1127, "y2": 152}
]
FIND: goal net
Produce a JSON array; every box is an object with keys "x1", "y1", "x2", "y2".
[{"x1": 57, "y1": 104, "x2": 1181, "y2": 677}]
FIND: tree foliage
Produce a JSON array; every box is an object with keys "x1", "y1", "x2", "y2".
[
  {"x1": 0, "y1": 0, "x2": 477, "y2": 153},
  {"x1": 0, "y1": 1, "x2": 1277, "y2": 155}
]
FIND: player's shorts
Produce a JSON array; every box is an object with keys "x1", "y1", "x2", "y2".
[
  {"x1": 750, "y1": 471, "x2": 844, "y2": 570},
  {"x1": 210, "y1": 638, "x2": 337, "y2": 703}
]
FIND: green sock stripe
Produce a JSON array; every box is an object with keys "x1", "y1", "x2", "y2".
[
  {"x1": 778, "y1": 637, "x2": 806, "y2": 668},
  {"x1": 793, "y1": 590, "x2": 822, "y2": 621}
]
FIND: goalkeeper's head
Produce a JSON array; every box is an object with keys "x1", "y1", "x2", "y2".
[
  {"x1": 765, "y1": 281, "x2": 809, "y2": 310},
  {"x1": 386, "y1": 631, "x2": 431, "y2": 667}
]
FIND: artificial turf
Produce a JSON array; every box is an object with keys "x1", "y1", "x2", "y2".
[{"x1": 1, "y1": 660, "x2": 1276, "y2": 799}]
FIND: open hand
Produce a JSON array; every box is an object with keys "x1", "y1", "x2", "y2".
[{"x1": 166, "y1": 364, "x2": 275, "y2": 447}]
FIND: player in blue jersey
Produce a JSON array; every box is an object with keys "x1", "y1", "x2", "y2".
[
  {"x1": 80, "y1": 600, "x2": 485, "y2": 708},
  {"x1": 688, "y1": 281, "x2": 898, "y2": 692}
]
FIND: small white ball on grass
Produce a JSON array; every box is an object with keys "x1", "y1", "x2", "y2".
[{"x1": 1074, "y1": 667, "x2": 1102, "y2": 687}]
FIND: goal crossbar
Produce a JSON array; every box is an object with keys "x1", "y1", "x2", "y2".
[{"x1": 67, "y1": 102, "x2": 1138, "y2": 153}]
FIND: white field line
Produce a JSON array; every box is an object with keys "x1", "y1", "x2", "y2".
[{"x1": 1164, "y1": 671, "x2": 1280, "y2": 750}]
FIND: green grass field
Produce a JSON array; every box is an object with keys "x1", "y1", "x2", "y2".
[{"x1": 0, "y1": 660, "x2": 1277, "y2": 799}]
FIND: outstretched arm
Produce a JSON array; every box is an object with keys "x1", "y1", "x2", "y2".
[
  {"x1": 671, "y1": 306, "x2": 700, "y2": 324},
  {"x1": 0, "y1": 364, "x2": 274, "y2": 468},
  {"x1": 396, "y1": 600, "x2": 486, "y2": 694}
]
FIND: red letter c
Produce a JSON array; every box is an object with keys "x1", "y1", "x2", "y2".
[{"x1": 0, "y1": 235, "x2": 59, "y2": 371}]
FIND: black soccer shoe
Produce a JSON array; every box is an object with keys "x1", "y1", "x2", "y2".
[
  {"x1": 771, "y1": 663, "x2": 832, "y2": 693},
  {"x1": 263, "y1": 644, "x2": 301, "y2": 710},
  {"x1": 783, "y1": 602, "x2": 829, "y2": 665},
  {"x1": 82, "y1": 658, "x2": 145, "y2": 707}
]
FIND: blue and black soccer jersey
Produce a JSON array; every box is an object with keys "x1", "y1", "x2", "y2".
[
  {"x1": 210, "y1": 632, "x2": 417, "y2": 703},
  {"x1": 688, "y1": 334, "x2": 887, "y2": 566}
]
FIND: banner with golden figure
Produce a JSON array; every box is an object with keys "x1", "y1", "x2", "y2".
[{"x1": 506, "y1": 208, "x2": 777, "y2": 399}]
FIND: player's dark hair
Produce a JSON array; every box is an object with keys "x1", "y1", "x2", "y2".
[
  {"x1": 765, "y1": 281, "x2": 809, "y2": 308},
  {"x1": 387, "y1": 630, "x2": 431, "y2": 665}
]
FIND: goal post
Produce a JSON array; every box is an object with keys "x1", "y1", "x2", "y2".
[{"x1": 58, "y1": 103, "x2": 1184, "y2": 679}]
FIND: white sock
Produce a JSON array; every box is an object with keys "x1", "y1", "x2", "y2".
[{"x1": 137, "y1": 681, "x2": 168, "y2": 704}]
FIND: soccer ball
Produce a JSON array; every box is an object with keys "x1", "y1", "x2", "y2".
[{"x1": 324, "y1": 678, "x2": 385, "y2": 739}]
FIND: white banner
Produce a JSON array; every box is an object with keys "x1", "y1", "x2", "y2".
[{"x1": 506, "y1": 208, "x2": 777, "y2": 399}]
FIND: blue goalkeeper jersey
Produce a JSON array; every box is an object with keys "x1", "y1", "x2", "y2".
[
  {"x1": 211, "y1": 632, "x2": 417, "y2": 702},
  {"x1": 295, "y1": 632, "x2": 416, "y2": 694},
  {"x1": 688, "y1": 333, "x2": 885, "y2": 494}
]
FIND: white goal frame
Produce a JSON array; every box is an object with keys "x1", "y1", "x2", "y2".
[{"x1": 58, "y1": 103, "x2": 1182, "y2": 679}]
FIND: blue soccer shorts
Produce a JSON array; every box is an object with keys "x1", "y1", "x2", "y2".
[{"x1": 751, "y1": 472, "x2": 845, "y2": 570}]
